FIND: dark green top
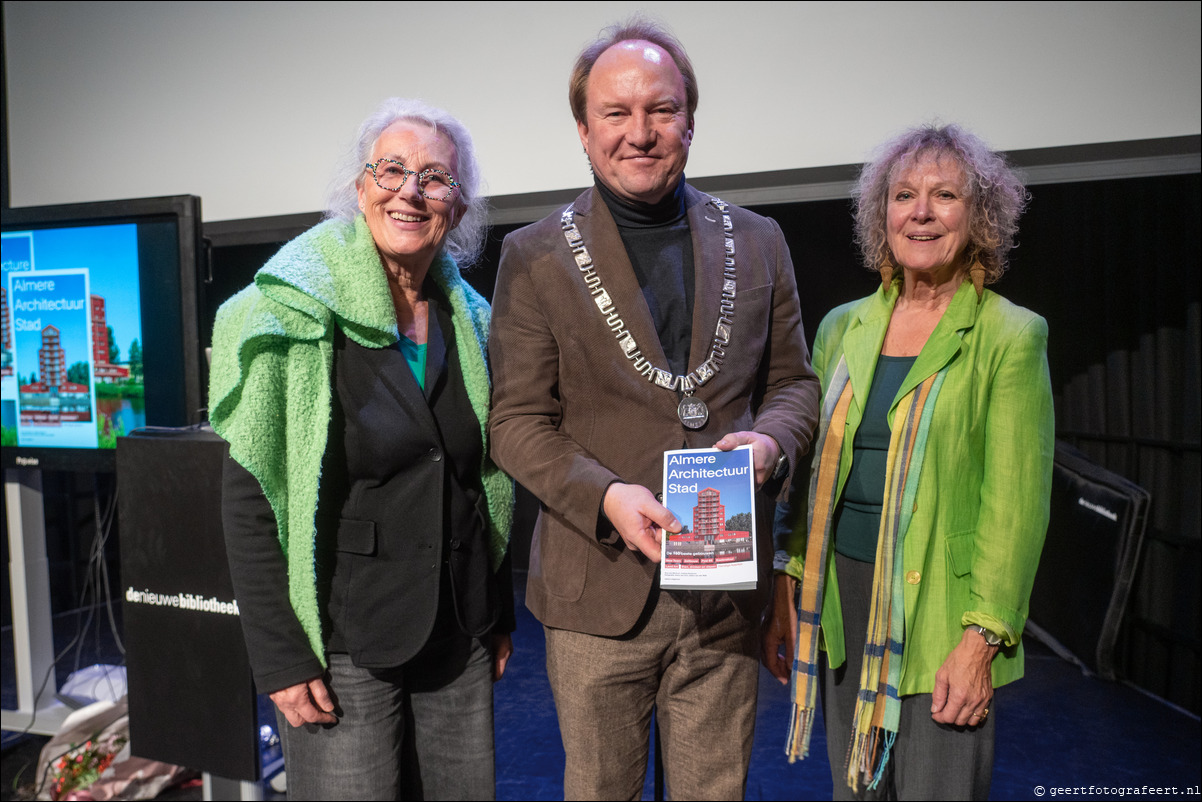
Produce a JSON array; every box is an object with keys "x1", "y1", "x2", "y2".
[{"x1": 834, "y1": 354, "x2": 916, "y2": 562}]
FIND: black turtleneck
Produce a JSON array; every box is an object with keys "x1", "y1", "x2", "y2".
[{"x1": 594, "y1": 177, "x2": 696, "y2": 379}]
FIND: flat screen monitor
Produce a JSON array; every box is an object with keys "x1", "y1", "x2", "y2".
[{"x1": 1, "y1": 195, "x2": 203, "y2": 471}]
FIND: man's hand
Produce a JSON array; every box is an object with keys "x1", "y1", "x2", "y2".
[
  {"x1": 715, "y1": 431, "x2": 782, "y2": 487},
  {"x1": 602, "y1": 482, "x2": 681, "y2": 563},
  {"x1": 761, "y1": 573, "x2": 798, "y2": 685},
  {"x1": 930, "y1": 628, "x2": 998, "y2": 726},
  {"x1": 271, "y1": 677, "x2": 337, "y2": 728}
]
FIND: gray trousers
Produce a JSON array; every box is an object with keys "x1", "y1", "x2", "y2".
[
  {"x1": 823, "y1": 552, "x2": 995, "y2": 801},
  {"x1": 544, "y1": 588, "x2": 760, "y2": 801},
  {"x1": 277, "y1": 634, "x2": 495, "y2": 801}
]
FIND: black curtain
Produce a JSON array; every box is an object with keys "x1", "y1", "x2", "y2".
[{"x1": 1007, "y1": 174, "x2": 1200, "y2": 713}]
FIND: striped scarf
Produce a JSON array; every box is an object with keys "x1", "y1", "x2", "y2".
[{"x1": 786, "y1": 355, "x2": 947, "y2": 792}]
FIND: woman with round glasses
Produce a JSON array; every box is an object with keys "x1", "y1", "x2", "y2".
[{"x1": 210, "y1": 97, "x2": 514, "y2": 800}]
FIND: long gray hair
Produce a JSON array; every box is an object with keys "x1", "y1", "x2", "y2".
[{"x1": 324, "y1": 98, "x2": 487, "y2": 267}]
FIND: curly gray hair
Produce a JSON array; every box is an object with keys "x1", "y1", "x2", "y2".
[
  {"x1": 324, "y1": 98, "x2": 487, "y2": 267},
  {"x1": 852, "y1": 124, "x2": 1029, "y2": 285}
]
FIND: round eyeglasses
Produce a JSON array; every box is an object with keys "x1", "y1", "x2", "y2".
[{"x1": 365, "y1": 159, "x2": 460, "y2": 201}]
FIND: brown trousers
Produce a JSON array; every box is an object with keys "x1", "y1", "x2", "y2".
[{"x1": 544, "y1": 588, "x2": 760, "y2": 801}]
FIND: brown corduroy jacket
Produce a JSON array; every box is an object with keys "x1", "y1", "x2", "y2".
[{"x1": 489, "y1": 184, "x2": 821, "y2": 636}]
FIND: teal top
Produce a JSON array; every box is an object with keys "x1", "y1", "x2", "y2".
[
  {"x1": 834, "y1": 354, "x2": 916, "y2": 562},
  {"x1": 399, "y1": 334, "x2": 428, "y2": 392}
]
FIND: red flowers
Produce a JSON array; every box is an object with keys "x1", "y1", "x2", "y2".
[{"x1": 47, "y1": 733, "x2": 127, "y2": 800}]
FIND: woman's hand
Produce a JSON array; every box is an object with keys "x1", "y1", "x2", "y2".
[
  {"x1": 271, "y1": 677, "x2": 337, "y2": 727},
  {"x1": 761, "y1": 573, "x2": 798, "y2": 685},
  {"x1": 491, "y1": 632, "x2": 514, "y2": 681},
  {"x1": 930, "y1": 628, "x2": 998, "y2": 726}
]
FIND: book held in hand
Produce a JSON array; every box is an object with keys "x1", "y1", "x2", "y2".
[{"x1": 660, "y1": 445, "x2": 757, "y2": 590}]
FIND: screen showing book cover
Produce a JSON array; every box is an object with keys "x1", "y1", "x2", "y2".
[
  {"x1": 660, "y1": 445, "x2": 757, "y2": 590},
  {"x1": 2, "y1": 224, "x2": 145, "y2": 450}
]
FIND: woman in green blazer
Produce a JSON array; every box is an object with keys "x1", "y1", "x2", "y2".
[{"x1": 763, "y1": 125, "x2": 1054, "y2": 800}]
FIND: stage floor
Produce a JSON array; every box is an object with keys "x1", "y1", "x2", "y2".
[{"x1": 4, "y1": 572, "x2": 1199, "y2": 800}]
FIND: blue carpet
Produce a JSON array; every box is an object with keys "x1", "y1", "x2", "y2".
[{"x1": 492, "y1": 575, "x2": 1199, "y2": 800}]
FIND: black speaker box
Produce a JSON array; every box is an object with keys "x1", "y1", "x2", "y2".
[
  {"x1": 117, "y1": 426, "x2": 258, "y2": 781},
  {"x1": 1028, "y1": 441, "x2": 1150, "y2": 680}
]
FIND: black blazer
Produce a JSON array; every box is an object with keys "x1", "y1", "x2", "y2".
[{"x1": 223, "y1": 284, "x2": 511, "y2": 692}]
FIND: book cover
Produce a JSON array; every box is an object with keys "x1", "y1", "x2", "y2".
[
  {"x1": 660, "y1": 445, "x2": 757, "y2": 590},
  {"x1": 9, "y1": 268, "x2": 98, "y2": 447}
]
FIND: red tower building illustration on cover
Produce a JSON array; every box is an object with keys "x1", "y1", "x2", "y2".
[
  {"x1": 694, "y1": 487, "x2": 724, "y2": 546},
  {"x1": 17, "y1": 325, "x2": 93, "y2": 424},
  {"x1": 665, "y1": 486, "x2": 752, "y2": 567},
  {"x1": 90, "y1": 295, "x2": 129, "y2": 381},
  {"x1": 38, "y1": 325, "x2": 67, "y2": 388}
]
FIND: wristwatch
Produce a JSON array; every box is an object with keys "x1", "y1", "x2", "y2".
[
  {"x1": 967, "y1": 624, "x2": 1003, "y2": 647},
  {"x1": 771, "y1": 451, "x2": 789, "y2": 481}
]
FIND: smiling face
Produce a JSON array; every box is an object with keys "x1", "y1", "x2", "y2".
[
  {"x1": 885, "y1": 155, "x2": 972, "y2": 284},
  {"x1": 358, "y1": 120, "x2": 463, "y2": 276},
  {"x1": 577, "y1": 40, "x2": 693, "y2": 205}
]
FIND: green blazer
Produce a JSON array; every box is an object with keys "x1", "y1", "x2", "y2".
[{"x1": 783, "y1": 280, "x2": 1054, "y2": 694}]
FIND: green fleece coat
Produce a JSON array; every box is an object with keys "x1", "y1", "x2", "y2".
[
  {"x1": 209, "y1": 216, "x2": 513, "y2": 664},
  {"x1": 782, "y1": 280, "x2": 1054, "y2": 694}
]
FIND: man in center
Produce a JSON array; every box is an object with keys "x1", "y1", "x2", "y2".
[{"x1": 489, "y1": 20, "x2": 821, "y2": 799}]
